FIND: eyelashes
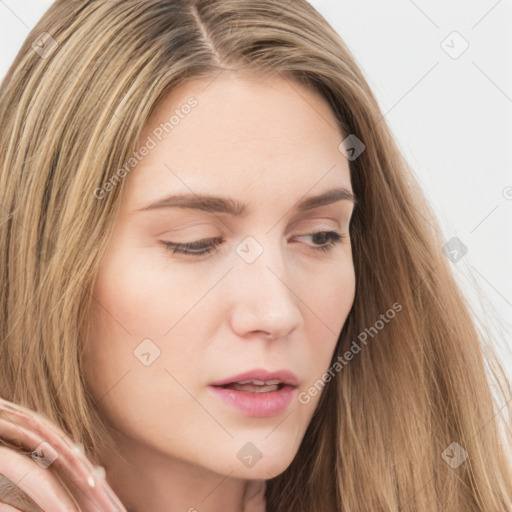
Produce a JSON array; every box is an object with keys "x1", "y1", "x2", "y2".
[
  {"x1": 161, "y1": 231, "x2": 346, "y2": 257},
  {"x1": 163, "y1": 237, "x2": 221, "y2": 256}
]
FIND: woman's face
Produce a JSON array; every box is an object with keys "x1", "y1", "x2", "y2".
[{"x1": 84, "y1": 72, "x2": 356, "y2": 480}]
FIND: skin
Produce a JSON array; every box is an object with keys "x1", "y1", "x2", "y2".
[{"x1": 82, "y1": 72, "x2": 356, "y2": 512}]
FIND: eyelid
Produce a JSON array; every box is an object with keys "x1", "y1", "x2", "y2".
[
  {"x1": 161, "y1": 237, "x2": 223, "y2": 256},
  {"x1": 161, "y1": 229, "x2": 346, "y2": 257},
  {"x1": 289, "y1": 217, "x2": 340, "y2": 229}
]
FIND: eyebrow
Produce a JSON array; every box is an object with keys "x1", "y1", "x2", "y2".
[{"x1": 137, "y1": 187, "x2": 356, "y2": 216}]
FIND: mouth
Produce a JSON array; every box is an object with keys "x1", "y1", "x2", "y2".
[
  {"x1": 219, "y1": 379, "x2": 286, "y2": 393},
  {"x1": 210, "y1": 369, "x2": 299, "y2": 388},
  {"x1": 208, "y1": 369, "x2": 299, "y2": 417}
]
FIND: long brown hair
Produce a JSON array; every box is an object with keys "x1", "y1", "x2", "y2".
[{"x1": 1, "y1": 1, "x2": 510, "y2": 510}]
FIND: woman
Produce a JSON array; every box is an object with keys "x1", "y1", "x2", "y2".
[{"x1": 0, "y1": 0, "x2": 511, "y2": 510}]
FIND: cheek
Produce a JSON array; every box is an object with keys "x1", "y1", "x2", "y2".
[
  {"x1": 305, "y1": 257, "x2": 355, "y2": 335},
  {"x1": 83, "y1": 250, "x2": 169, "y2": 406},
  {"x1": 319, "y1": 266, "x2": 355, "y2": 318},
  {"x1": 89, "y1": 246, "x2": 201, "y2": 340},
  {"x1": 302, "y1": 259, "x2": 355, "y2": 381}
]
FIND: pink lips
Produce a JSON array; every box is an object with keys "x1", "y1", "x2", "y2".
[{"x1": 208, "y1": 368, "x2": 299, "y2": 418}]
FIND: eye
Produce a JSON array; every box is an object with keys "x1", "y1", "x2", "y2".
[
  {"x1": 161, "y1": 231, "x2": 345, "y2": 257},
  {"x1": 161, "y1": 237, "x2": 222, "y2": 256},
  {"x1": 292, "y1": 231, "x2": 346, "y2": 252}
]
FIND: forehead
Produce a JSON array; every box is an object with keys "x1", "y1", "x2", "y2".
[{"x1": 122, "y1": 73, "x2": 352, "y2": 211}]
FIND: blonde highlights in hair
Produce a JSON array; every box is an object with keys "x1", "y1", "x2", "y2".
[{"x1": 0, "y1": 1, "x2": 511, "y2": 510}]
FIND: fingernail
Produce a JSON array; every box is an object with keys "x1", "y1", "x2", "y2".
[
  {"x1": 93, "y1": 465, "x2": 106, "y2": 479},
  {"x1": 72, "y1": 442, "x2": 85, "y2": 455},
  {"x1": 87, "y1": 465, "x2": 106, "y2": 487}
]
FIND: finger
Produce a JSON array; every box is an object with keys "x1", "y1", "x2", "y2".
[
  {"x1": 0, "y1": 447, "x2": 78, "y2": 512},
  {"x1": 0, "y1": 504, "x2": 25, "y2": 512},
  {"x1": 0, "y1": 414, "x2": 118, "y2": 512},
  {"x1": 0, "y1": 416, "x2": 95, "y2": 512},
  {"x1": 0, "y1": 398, "x2": 126, "y2": 512}
]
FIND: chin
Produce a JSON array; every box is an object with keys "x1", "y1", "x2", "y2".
[
  {"x1": 200, "y1": 433, "x2": 303, "y2": 480},
  {"x1": 234, "y1": 456, "x2": 296, "y2": 480}
]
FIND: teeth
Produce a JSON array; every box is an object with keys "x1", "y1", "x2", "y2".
[
  {"x1": 221, "y1": 378, "x2": 285, "y2": 392},
  {"x1": 231, "y1": 383, "x2": 280, "y2": 393},
  {"x1": 236, "y1": 379, "x2": 282, "y2": 386}
]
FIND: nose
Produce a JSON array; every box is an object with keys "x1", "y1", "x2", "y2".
[{"x1": 228, "y1": 242, "x2": 303, "y2": 341}]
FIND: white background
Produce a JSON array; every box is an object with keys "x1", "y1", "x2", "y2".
[{"x1": 1, "y1": 0, "x2": 511, "y2": 373}]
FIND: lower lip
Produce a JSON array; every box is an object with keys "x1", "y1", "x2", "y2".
[{"x1": 208, "y1": 385, "x2": 296, "y2": 417}]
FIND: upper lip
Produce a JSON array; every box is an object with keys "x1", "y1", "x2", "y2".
[{"x1": 210, "y1": 368, "x2": 299, "y2": 387}]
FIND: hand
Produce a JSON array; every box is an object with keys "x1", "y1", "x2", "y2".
[{"x1": 0, "y1": 397, "x2": 127, "y2": 512}]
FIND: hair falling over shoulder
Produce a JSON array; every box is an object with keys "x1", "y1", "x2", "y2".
[{"x1": 0, "y1": 0, "x2": 510, "y2": 510}]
